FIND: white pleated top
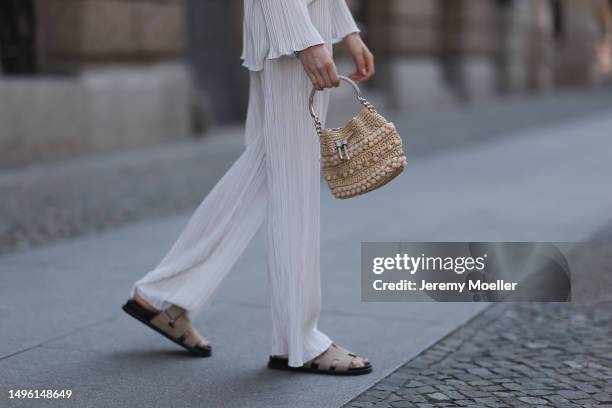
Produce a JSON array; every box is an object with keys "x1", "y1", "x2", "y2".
[{"x1": 241, "y1": 0, "x2": 360, "y2": 71}]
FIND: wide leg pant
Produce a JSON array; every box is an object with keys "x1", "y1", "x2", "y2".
[{"x1": 132, "y1": 50, "x2": 334, "y2": 367}]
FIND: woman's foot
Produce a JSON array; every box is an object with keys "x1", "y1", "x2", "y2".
[
  {"x1": 122, "y1": 291, "x2": 211, "y2": 356},
  {"x1": 271, "y1": 352, "x2": 368, "y2": 368},
  {"x1": 268, "y1": 343, "x2": 372, "y2": 375},
  {"x1": 132, "y1": 291, "x2": 211, "y2": 349}
]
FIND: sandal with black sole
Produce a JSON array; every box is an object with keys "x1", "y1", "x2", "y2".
[
  {"x1": 268, "y1": 343, "x2": 371, "y2": 376},
  {"x1": 122, "y1": 299, "x2": 211, "y2": 357}
]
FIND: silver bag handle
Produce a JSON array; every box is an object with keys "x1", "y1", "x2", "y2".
[{"x1": 309, "y1": 75, "x2": 377, "y2": 136}]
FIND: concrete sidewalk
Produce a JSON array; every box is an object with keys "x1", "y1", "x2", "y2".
[{"x1": 2, "y1": 110, "x2": 612, "y2": 407}]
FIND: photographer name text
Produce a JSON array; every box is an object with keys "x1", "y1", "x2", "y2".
[{"x1": 372, "y1": 279, "x2": 517, "y2": 292}]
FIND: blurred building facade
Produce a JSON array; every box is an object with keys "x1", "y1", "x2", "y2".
[
  {"x1": 1, "y1": 0, "x2": 611, "y2": 166},
  {"x1": 0, "y1": 0, "x2": 191, "y2": 166},
  {"x1": 186, "y1": 0, "x2": 248, "y2": 125},
  {"x1": 190, "y1": 0, "x2": 612, "y2": 119},
  {"x1": 358, "y1": 0, "x2": 612, "y2": 107}
]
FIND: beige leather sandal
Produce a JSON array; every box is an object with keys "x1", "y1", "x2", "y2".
[
  {"x1": 268, "y1": 343, "x2": 372, "y2": 375},
  {"x1": 122, "y1": 299, "x2": 211, "y2": 357}
]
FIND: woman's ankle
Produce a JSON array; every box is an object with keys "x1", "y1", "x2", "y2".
[{"x1": 133, "y1": 290, "x2": 160, "y2": 313}]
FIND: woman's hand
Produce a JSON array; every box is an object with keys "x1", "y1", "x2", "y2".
[
  {"x1": 343, "y1": 33, "x2": 375, "y2": 82},
  {"x1": 297, "y1": 44, "x2": 341, "y2": 90}
]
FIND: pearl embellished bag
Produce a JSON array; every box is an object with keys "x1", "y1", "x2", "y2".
[{"x1": 309, "y1": 75, "x2": 407, "y2": 199}]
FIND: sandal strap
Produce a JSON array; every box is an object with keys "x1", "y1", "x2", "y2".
[
  {"x1": 150, "y1": 305, "x2": 206, "y2": 347},
  {"x1": 306, "y1": 344, "x2": 358, "y2": 372},
  {"x1": 182, "y1": 325, "x2": 206, "y2": 348}
]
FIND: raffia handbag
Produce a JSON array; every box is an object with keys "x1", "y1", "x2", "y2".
[{"x1": 309, "y1": 75, "x2": 406, "y2": 199}]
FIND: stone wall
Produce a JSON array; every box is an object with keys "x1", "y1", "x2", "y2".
[
  {"x1": 0, "y1": 0, "x2": 191, "y2": 167},
  {"x1": 365, "y1": 0, "x2": 503, "y2": 57},
  {"x1": 362, "y1": 0, "x2": 606, "y2": 105},
  {"x1": 0, "y1": 63, "x2": 191, "y2": 167},
  {"x1": 35, "y1": 0, "x2": 185, "y2": 69}
]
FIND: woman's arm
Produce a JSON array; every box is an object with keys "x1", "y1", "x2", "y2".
[
  {"x1": 332, "y1": 0, "x2": 375, "y2": 82},
  {"x1": 297, "y1": 44, "x2": 340, "y2": 90},
  {"x1": 342, "y1": 33, "x2": 375, "y2": 82},
  {"x1": 259, "y1": 0, "x2": 339, "y2": 90}
]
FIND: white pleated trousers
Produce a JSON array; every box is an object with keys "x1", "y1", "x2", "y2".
[{"x1": 132, "y1": 4, "x2": 336, "y2": 367}]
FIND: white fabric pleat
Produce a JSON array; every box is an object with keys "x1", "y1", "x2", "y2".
[
  {"x1": 331, "y1": 0, "x2": 360, "y2": 43},
  {"x1": 132, "y1": 0, "x2": 353, "y2": 368},
  {"x1": 259, "y1": 0, "x2": 324, "y2": 60},
  {"x1": 241, "y1": 0, "x2": 359, "y2": 71}
]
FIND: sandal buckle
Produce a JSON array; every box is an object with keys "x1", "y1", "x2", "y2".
[{"x1": 164, "y1": 308, "x2": 183, "y2": 328}]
